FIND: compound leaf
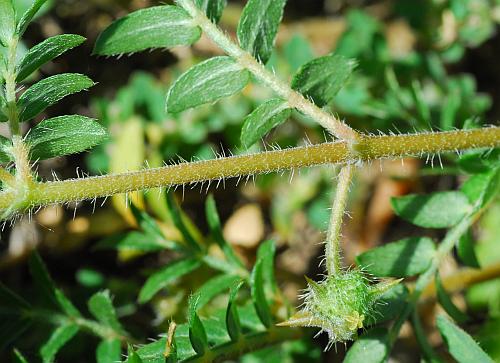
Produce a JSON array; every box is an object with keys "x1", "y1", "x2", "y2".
[
  {"x1": 0, "y1": 0, "x2": 15, "y2": 46},
  {"x1": 166, "y1": 56, "x2": 249, "y2": 114},
  {"x1": 237, "y1": 0, "x2": 287, "y2": 64},
  {"x1": 94, "y1": 6, "x2": 201, "y2": 56},
  {"x1": 291, "y1": 54, "x2": 356, "y2": 107},
  {"x1": 195, "y1": 0, "x2": 227, "y2": 24},
  {"x1": 26, "y1": 115, "x2": 107, "y2": 160},
  {"x1": 437, "y1": 315, "x2": 494, "y2": 363},
  {"x1": 18, "y1": 73, "x2": 95, "y2": 122},
  {"x1": 391, "y1": 191, "x2": 471, "y2": 228},
  {"x1": 241, "y1": 98, "x2": 291, "y2": 148},
  {"x1": 17, "y1": 34, "x2": 86, "y2": 82},
  {"x1": 40, "y1": 324, "x2": 79, "y2": 363},
  {"x1": 138, "y1": 258, "x2": 202, "y2": 304},
  {"x1": 356, "y1": 237, "x2": 436, "y2": 278},
  {"x1": 88, "y1": 290, "x2": 123, "y2": 333}
]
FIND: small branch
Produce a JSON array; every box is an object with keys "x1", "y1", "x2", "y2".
[
  {"x1": 0, "y1": 127, "x2": 498, "y2": 217},
  {"x1": 325, "y1": 164, "x2": 353, "y2": 275},
  {"x1": 176, "y1": 0, "x2": 359, "y2": 142}
]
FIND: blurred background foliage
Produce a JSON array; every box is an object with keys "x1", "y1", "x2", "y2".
[{"x1": 1, "y1": 0, "x2": 500, "y2": 361}]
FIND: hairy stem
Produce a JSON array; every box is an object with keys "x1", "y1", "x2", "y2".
[
  {"x1": 0, "y1": 127, "x2": 498, "y2": 217},
  {"x1": 175, "y1": 0, "x2": 359, "y2": 142},
  {"x1": 325, "y1": 165, "x2": 353, "y2": 275}
]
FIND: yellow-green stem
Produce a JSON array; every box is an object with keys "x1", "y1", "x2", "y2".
[
  {"x1": 0, "y1": 127, "x2": 498, "y2": 216},
  {"x1": 325, "y1": 165, "x2": 353, "y2": 275}
]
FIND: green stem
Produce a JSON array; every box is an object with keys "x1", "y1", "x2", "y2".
[
  {"x1": 325, "y1": 164, "x2": 353, "y2": 275},
  {"x1": 0, "y1": 127, "x2": 498, "y2": 217},
  {"x1": 176, "y1": 0, "x2": 359, "y2": 142}
]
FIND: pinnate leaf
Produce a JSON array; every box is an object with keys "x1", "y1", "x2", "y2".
[
  {"x1": 166, "y1": 56, "x2": 250, "y2": 114},
  {"x1": 18, "y1": 73, "x2": 95, "y2": 122},
  {"x1": 291, "y1": 54, "x2": 357, "y2": 107},
  {"x1": 241, "y1": 98, "x2": 291, "y2": 148},
  {"x1": 356, "y1": 237, "x2": 436, "y2": 277},
  {"x1": 437, "y1": 315, "x2": 494, "y2": 363},
  {"x1": 94, "y1": 6, "x2": 201, "y2": 56},
  {"x1": 88, "y1": 290, "x2": 123, "y2": 333},
  {"x1": 17, "y1": 34, "x2": 86, "y2": 82},
  {"x1": 391, "y1": 191, "x2": 471, "y2": 228},
  {"x1": 97, "y1": 339, "x2": 121, "y2": 363},
  {"x1": 138, "y1": 258, "x2": 202, "y2": 303},
  {"x1": 26, "y1": 115, "x2": 107, "y2": 160},
  {"x1": 40, "y1": 324, "x2": 79, "y2": 363},
  {"x1": 0, "y1": 0, "x2": 15, "y2": 46},
  {"x1": 237, "y1": 0, "x2": 287, "y2": 64},
  {"x1": 195, "y1": 0, "x2": 227, "y2": 24},
  {"x1": 16, "y1": 0, "x2": 50, "y2": 36}
]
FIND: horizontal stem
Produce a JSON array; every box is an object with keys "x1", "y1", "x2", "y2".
[{"x1": 0, "y1": 127, "x2": 498, "y2": 215}]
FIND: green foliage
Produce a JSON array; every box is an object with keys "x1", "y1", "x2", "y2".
[
  {"x1": 166, "y1": 56, "x2": 250, "y2": 114},
  {"x1": 356, "y1": 237, "x2": 436, "y2": 277},
  {"x1": 40, "y1": 324, "x2": 80, "y2": 363},
  {"x1": 17, "y1": 34, "x2": 86, "y2": 82},
  {"x1": 16, "y1": 0, "x2": 50, "y2": 36},
  {"x1": 26, "y1": 115, "x2": 107, "y2": 160},
  {"x1": 291, "y1": 54, "x2": 356, "y2": 107},
  {"x1": 391, "y1": 191, "x2": 471, "y2": 228},
  {"x1": 241, "y1": 98, "x2": 291, "y2": 147},
  {"x1": 18, "y1": 73, "x2": 95, "y2": 122},
  {"x1": 93, "y1": 6, "x2": 201, "y2": 56},
  {"x1": 435, "y1": 274, "x2": 469, "y2": 324},
  {"x1": 237, "y1": 0, "x2": 287, "y2": 64},
  {"x1": 0, "y1": 0, "x2": 15, "y2": 46},
  {"x1": 437, "y1": 315, "x2": 494, "y2": 363},
  {"x1": 195, "y1": 0, "x2": 227, "y2": 24},
  {"x1": 343, "y1": 328, "x2": 389, "y2": 363}
]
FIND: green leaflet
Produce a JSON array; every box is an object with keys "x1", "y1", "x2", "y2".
[
  {"x1": 93, "y1": 6, "x2": 201, "y2": 56},
  {"x1": 250, "y1": 259, "x2": 272, "y2": 328},
  {"x1": 88, "y1": 290, "x2": 123, "y2": 333},
  {"x1": 126, "y1": 345, "x2": 145, "y2": 363},
  {"x1": 457, "y1": 229, "x2": 480, "y2": 268},
  {"x1": 166, "y1": 56, "x2": 250, "y2": 114},
  {"x1": 356, "y1": 237, "x2": 436, "y2": 278},
  {"x1": 436, "y1": 274, "x2": 469, "y2": 324},
  {"x1": 13, "y1": 349, "x2": 29, "y2": 363},
  {"x1": 461, "y1": 168, "x2": 500, "y2": 209},
  {"x1": 188, "y1": 294, "x2": 208, "y2": 356},
  {"x1": 166, "y1": 193, "x2": 202, "y2": 252},
  {"x1": 0, "y1": 0, "x2": 15, "y2": 47},
  {"x1": 26, "y1": 115, "x2": 107, "y2": 160},
  {"x1": 237, "y1": 0, "x2": 287, "y2": 64},
  {"x1": 0, "y1": 134, "x2": 12, "y2": 163},
  {"x1": 437, "y1": 315, "x2": 494, "y2": 363},
  {"x1": 40, "y1": 324, "x2": 79, "y2": 363},
  {"x1": 17, "y1": 34, "x2": 86, "y2": 82},
  {"x1": 194, "y1": 274, "x2": 241, "y2": 309},
  {"x1": 226, "y1": 282, "x2": 244, "y2": 342},
  {"x1": 96, "y1": 339, "x2": 121, "y2": 363},
  {"x1": 138, "y1": 258, "x2": 202, "y2": 303},
  {"x1": 16, "y1": 0, "x2": 50, "y2": 36},
  {"x1": 391, "y1": 191, "x2": 472, "y2": 228},
  {"x1": 194, "y1": 0, "x2": 227, "y2": 24},
  {"x1": 95, "y1": 231, "x2": 174, "y2": 252},
  {"x1": 343, "y1": 328, "x2": 389, "y2": 363},
  {"x1": 18, "y1": 73, "x2": 95, "y2": 122},
  {"x1": 240, "y1": 98, "x2": 291, "y2": 148},
  {"x1": 291, "y1": 54, "x2": 357, "y2": 107}
]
